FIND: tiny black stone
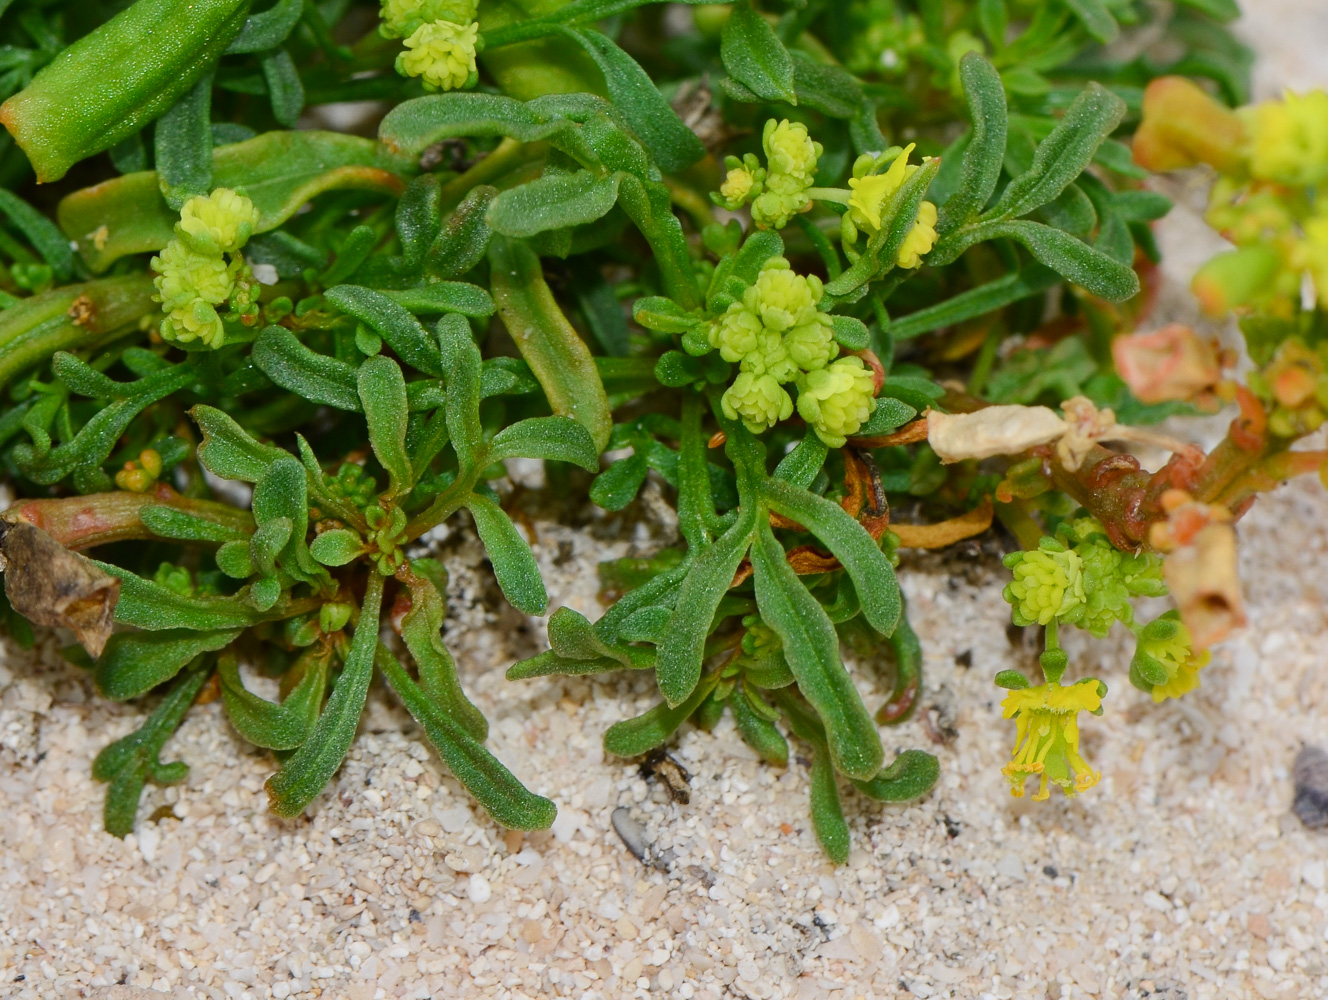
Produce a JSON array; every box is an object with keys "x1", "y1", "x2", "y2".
[
  {"x1": 409, "y1": 909, "x2": 422, "y2": 923},
  {"x1": 954, "y1": 649, "x2": 973, "y2": 669},
  {"x1": 1043, "y1": 865, "x2": 1059, "y2": 878},
  {"x1": 943, "y1": 815, "x2": 961, "y2": 839}
]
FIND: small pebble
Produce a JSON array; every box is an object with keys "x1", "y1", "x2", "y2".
[
  {"x1": 1292, "y1": 745, "x2": 1328, "y2": 828},
  {"x1": 467, "y1": 873, "x2": 492, "y2": 904},
  {"x1": 612, "y1": 806, "x2": 650, "y2": 863}
]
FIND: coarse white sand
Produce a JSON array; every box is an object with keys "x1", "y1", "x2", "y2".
[{"x1": 3, "y1": 5, "x2": 1327, "y2": 1000}]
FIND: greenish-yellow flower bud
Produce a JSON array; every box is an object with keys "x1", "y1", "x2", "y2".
[
  {"x1": 721, "y1": 372, "x2": 794, "y2": 434},
  {"x1": 176, "y1": 188, "x2": 260, "y2": 256},
  {"x1": 151, "y1": 240, "x2": 232, "y2": 313},
  {"x1": 380, "y1": 0, "x2": 477, "y2": 37},
  {"x1": 1002, "y1": 542, "x2": 1085, "y2": 627},
  {"x1": 795, "y1": 356, "x2": 877, "y2": 447},
  {"x1": 396, "y1": 19, "x2": 479, "y2": 92}
]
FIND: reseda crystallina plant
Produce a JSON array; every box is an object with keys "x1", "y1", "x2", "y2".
[{"x1": 0, "y1": 0, "x2": 1305, "y2": 862}]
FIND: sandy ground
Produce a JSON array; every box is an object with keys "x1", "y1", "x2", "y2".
[{"x1": 4, "y1": 4, "x2": 1328, "y2": 1000}]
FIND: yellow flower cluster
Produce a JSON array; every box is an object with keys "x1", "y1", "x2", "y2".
[
  {"x1": 150, "y1": 188, "x2": 259, "y2": 349},
  {"x1": 396, "y1": 19, "x2": 479, "y2": 92}
]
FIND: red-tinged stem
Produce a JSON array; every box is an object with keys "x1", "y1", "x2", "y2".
[{"x1": 4, "y1": 485, "x2": 253, "y2": 549}]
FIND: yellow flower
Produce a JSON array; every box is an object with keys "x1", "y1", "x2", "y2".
[
  {"x1": 749, "y1": 119, "x2": 822, "y2": 229},
  {"x1": 895, "y1": 199, "x2": 937, "y2": 268},
  {"x1": 1133, "y1": 612, "x2": 1211, "y2": 704},
  {"x1": 847, "y1": 143, "x2": 917, "y2": 232},
  {"x1": 175, "y1": 188, "x2": 260, "y2": 256},
  {"x1": 396, "y1": 19, "x2": 479, "y2": 92},
  {"x1": 1000, "y1": 680, "x2": 1103, "y2": 801},
  {"x1": 1243, "y1": 89, "x2": 1328, "y2": 187}
]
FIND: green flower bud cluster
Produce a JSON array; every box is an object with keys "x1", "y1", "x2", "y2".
[
  {"x1": 379, "y1": 0, "x2": 476, "y2": 38},
  {"x1": 150, "y1": 188, "x2": 260, "y2": 349},
  {"x1": 702, "y1": 257, "x2": 876, "y2": 441},
  {"x1": 323, "y1": 463, "x2": 380, "y2": 510},
  {"x1": 383, "y1": 0, "x2": 479, "y2": 92},
  {"x1": 795, "y1": 357, "x2": 878, "y2": 448},
  {"x1": 1003, "y1": 539, "x2": 1085, "y2": 627},
  {"x1": 1004, "y1": 519, "x2": 1167, "y2": 635},
  {"x1": 366, "y1": 503, "x2": 408, "y2": 576},
  {"x1": 713, "y1": 120, "x2": 823, "y2": 230}
]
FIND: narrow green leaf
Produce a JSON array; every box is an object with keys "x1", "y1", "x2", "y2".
[
  {"x1": 721, "y1": 0, "x2": 796, "y2": 104},
  {"x1": 227, "y1": 0, "x2": 303, "y2": 53},
  {"x1": 750, "y1": 521, "x2": 882, "y2": 780},
  {"x1": 322, "y1": 285, "x2": 444, "y2": 377},
  {"x1": 852, "y1": 749, "x2": 940, "y2": 802},
  {"x1": 985, "y1": 83, "x2": 1126, "y2": 222},
  {"x1": 564, "y1": 29, "x2": 705, "y2": 172},
  {"x1": 436, "y1": 312, "x2": 482, "y2": 469},
  {"x1": 489, "y1": 236, "x2": 612, "y2": 451},
  {"x1": 466, "y1": 494, "x2": 548, "y2": 616},
  {"x1": 808, "y1": 740, "x2": 850, "y2": 863},
  {"x1": 425, "y1": 185, "x2": 495, "y2": 279},
  {"x1": 772, "y1": 434, "x2": 828, "y2": 490},
  {"x1": 95, "y1": 627, "x2": 241, "y2": 701},
  {"x1": 730, "y1": 687, "x2": 789, "y2": 766},
  {"x1": 378, "y1": 646, "x2": 556, "y2": 830},
  {"x1": 92, "y1": 659, "x2": 210, "y2": 837},
  {"x1": 656, "y1": 507, "x2": 757, "y2": 707},
  {"x1": 191, "y1": 404, "x2": 290, "y2": 483},
  {"x1": 94, "y1": 561, "x2": 270, "y2": 629},
  {"x1": 976, "y1": 220, "x2": 1139, "y2": 302},
  {"x1": 382, "y1": 282, "x2": 495, "y2": 318},
  {"x1": 260, "y1": 47, "x2": 304, "y2": 127},
  {"x1": 488, "y1": 416, "x2": 600, "y2": 470},
  {"x1": 138, "y1": 505, "x2": 252, "y2": 544},
  {"x1": 358, "y1": 355, "x2": 413, "y2": 497},
  {"x1": 591, "y1": 453, "x2": 649, "y2": 510},
  {"x1": 220, "y1": 648, "x2": 329, "y2": 751},
  {"x1": 603, "y1": 674, "x2": 718, "y2": 758},
  {"x1": 0, "y1": 189, "x2": 75, "y2": 281},
  {"x1": 1061, "y1": 0, "x2": 1119, "y2": 44},
  {"x1": 938, "y1": 52, "x2": 1008, "y2": 235},
  {"x1": 888, "y1": 265, "x2": 1059, "y2": 340},
  {"x1": 253, "y1": 325, "x2": 361, "y2": 411},
  {"x1": 266, "y1": 572, "x2": 384, "y2": 817},
  {"x1": 488, "y1": 170, "x2": 623, "y2": 238},
  {"x1": 763, "y1": 478, "x2": 901, "y2": 637},
  {"x1": 398, "y1": 574, "x2": 489, "y2": 740},
  {"x1": 154, "y1": 71, "x2": 214, "y2": 210}
]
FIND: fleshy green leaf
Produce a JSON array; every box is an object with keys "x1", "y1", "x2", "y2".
[
  {"x1": 466, "y1": 494, "x2": 548, "y2": 616},
  {"x1": 191, "y1": 404, "x2": 289, "y2": 483},
  {"x1": 324, "y1": 285, "x2": 443, "y2": 377},
  {"x1": 656, "y1": 507, "x2": 756, "y2": 707},
  {"x1": 721, "y1": 0, "x2": 796, "y2": 104},
  {"x1": 377, "y1": 645, "x2": 556, "y2": 830},
  {"x1": 220, "y1": 648, "x2": 329, "y2": 751},
  {"x1": 265, "y1": 572, "x2": 384, "y2": 816},
  {"x1": 750, "y1": 521, "x2": 882, "y2": 781},
  {"x1": 95, "y1": 627, "x2": 241, "y2": 701},
  {"x1": 488, "y1": 169, "x2": 623, "y2": 238},
  {"x1": 358, "y1": 355, "x2": 413, "y2": 497}
]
